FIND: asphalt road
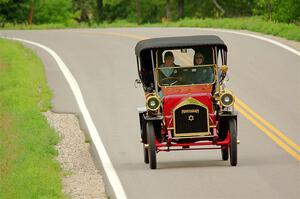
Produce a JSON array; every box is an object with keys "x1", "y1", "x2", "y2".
[{"x1": 1, "y1": 28, "x2": 299, "y2": 199}]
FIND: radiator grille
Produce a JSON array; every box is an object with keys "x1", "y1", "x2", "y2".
[{"x1": 174, "y1": 104, "x2": 209, "y2": 136}]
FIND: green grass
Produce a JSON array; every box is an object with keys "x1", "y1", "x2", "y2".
[
  {"x1": 0, "y1": 39, "x2": 65, "y2": 199},
  {"x1": 171, "y1": 17, "x2": 300, "y2": 41},
  {"x1": 2, "y1": 16, "x2": 299, "y2": 42}
]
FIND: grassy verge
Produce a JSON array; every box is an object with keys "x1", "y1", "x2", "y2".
[
  {"x1": 2, "y1": 16, "x2": 299, "y2": 42},
  {"x1": 0, "y1": 39, "x2": 65, "y2": 199},
  {"x1": 170, "y1": 17, "x2": 300, "y2": 41}
]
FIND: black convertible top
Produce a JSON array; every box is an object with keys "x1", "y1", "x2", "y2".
[{"x1": 135, "y1": 35, "x2": 227, "y2": 56}]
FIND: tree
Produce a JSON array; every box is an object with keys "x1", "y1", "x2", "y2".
[
  {"x1": 215, "y1": 0, "x2": 256, "y2": 17},
  {"x1": 177, "y1": 0, "x2": 184, "y2": 19},
  {"x1": 0, "y1": 0, "x2": 28, "y2": 24},
  {"x1": 37, "y1": 0, "x2": 72, "y2": 24},
  {"x1": 166, "y1": 0, "x2": 171, "y2": 21},
  {"x1": 273, "y1": 0, "x2": 300, "y2": 23},
  {"x1": 73, "y1": 0, "x2": 96, "y2": 23},
  {"x1": 255, "y1": 0, "x2": 278, "y2": 20},
  {"x1": 28, "y1": 0, "x2": 36, "y2": 25},
  {"x1": 96, "y1": 0, "x2": 103, "y2": 22},
  {"x1": 212, "y1": 0, "x2": 225, "y2": 16},
  {"x1": 255, "y1": 0, "x2": 300, "y2": 23},
  {"x1": 101, "y1": 0, "x2": 130, "y2": 22},
  {"x1": 135, "y1": 0, "x2": 141, "y2": 24}
]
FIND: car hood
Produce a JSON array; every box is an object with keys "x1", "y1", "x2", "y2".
[
  {"x1": 162, "y1": 92, "x2": 214, "y2": 128},
  {"x1": 163, "y1": 93, "x2": 213, "y2": 115}
]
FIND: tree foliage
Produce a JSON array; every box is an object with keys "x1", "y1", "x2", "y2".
[
  {"x1": 0, "y1": 0, "x2": 28, "y2": 24},
  {"x1": 73, "y1": 0, "x2": 96, "y2": 23},
  {"x1": 0, "y1": 0, "x2": 72, "y2": 24},
  {"x1": 34, "y1": 0, "x2": 72, "y2": 24},
  {"x1": 0, "y1": 0, "x2": 299, "y2": 25},
  {"x1": 254, "y1": 0, "x2": 300, "y2": 23}
]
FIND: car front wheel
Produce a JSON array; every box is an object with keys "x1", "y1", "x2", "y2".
[
  {"x1": 229, "y1": 119, "x2": 237, "y2": 166},
  {"x1": 147, "y1": 121, "x2": 157, "y2": 169}
]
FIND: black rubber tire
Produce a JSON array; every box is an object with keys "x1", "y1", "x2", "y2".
[
  {"x1": 221, "y1": 148, "x2": 229, "y2": 160},
  {"x1": 147, "y1": 122, "x2": 157, "y2": 169},
  {"x1": 143, "y1": 145, "x2": 149, "y2": 164},
  {"x1": 229, "y1": 119, "x2": 237, "y2": 166}
]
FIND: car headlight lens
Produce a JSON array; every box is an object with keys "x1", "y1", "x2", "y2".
[
  {"x1": 146, "y1": 95, "x2": 161, "y2": 111},
  {"x1": 220, "y1": 92, "x2": 235, "y2": 107}
]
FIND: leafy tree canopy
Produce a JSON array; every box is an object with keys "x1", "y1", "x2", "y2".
[{"x1": 0, "y1": 0, "x2": 299, "y2": 24}]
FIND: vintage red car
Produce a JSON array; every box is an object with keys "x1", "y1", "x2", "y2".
[{"x1": 135, "y1": 35, "x2": 238, "y2": 169}]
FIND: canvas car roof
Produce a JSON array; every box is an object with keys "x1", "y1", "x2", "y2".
[{"x1": 135, "y1": 35, "x2": 227, "y2": 56}]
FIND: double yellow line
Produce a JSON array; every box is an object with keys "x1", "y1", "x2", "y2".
[
  {"x1": 235, "y1": 99, "x2": 300, "y2": 161},
  {"x1": 80, "y1": 30, "x2": 300, "y2": 162}
]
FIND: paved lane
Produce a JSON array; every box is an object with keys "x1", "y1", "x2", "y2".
[{"x1": 1, "y1": 28, "x2": 299, "y2": 199}]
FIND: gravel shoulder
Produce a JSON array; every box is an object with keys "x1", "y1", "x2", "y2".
[{"x1": 44, "y1": 111, "x2": 107, "y2": 199}]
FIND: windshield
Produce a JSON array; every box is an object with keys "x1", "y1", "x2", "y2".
[{"x1": 157, "y1": 65, "x2": 216, "y2": 87}]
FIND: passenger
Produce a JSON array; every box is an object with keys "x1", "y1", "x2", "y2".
[
  {"x1": 193, "y1": 53, "x2": 213, "y2": 84},
  {"x1": 194, "y1": 52, "x2": 205, "y2": 65}
]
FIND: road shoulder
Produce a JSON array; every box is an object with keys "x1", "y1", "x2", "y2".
[{"x1": 44, "y1": 111, "x2": 107, "y2": 199}]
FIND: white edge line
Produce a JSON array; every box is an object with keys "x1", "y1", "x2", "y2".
[
  {"x1": 2, "y1": 37, "x2": 127, "y2": 199},
  {"x1": 200, "y1": 28, "x2": 300, "y2": 57}
]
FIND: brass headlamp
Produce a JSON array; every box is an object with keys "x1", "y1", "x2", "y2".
[
  {"x1": 219, "y1": 90, "x2": 235, "y2": 107},
  {"x1": 145, "y1": 93, "x2": 161, "y2": 111}
]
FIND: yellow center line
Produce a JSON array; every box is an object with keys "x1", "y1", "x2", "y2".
[
  {"x1": 235, "y1": 103, "x2": 300, "y2": 161},
  {"x1": 235, "y1": 98, "x2": 300, "y2": 153},
  {"x1": 99, "y1": 31, "x2": 147, "y2": 40},
  {"x1": 75, "y1": 30, "x2": 300, "y2": 161},
  {"x1": 74, "y1": 30, "x2": 148, "y2": 40}
]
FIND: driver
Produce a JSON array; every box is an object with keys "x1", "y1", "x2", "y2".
[
  {"x1": 159, "y1": 51, "x2": 179, "y2": 79},
  {"x1": 158, "y1": 51, "x2": 180, "y2": 98}
]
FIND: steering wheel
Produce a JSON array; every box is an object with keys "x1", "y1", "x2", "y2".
[{"x1": 160, "y1": 77, "x2": 181, "y2": 86}]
